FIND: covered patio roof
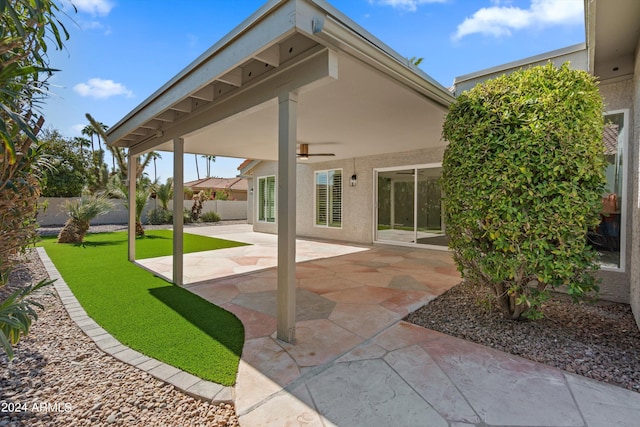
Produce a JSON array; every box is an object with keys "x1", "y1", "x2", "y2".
[
  {"x1": 106, "y1": 0, "x2": 454, "y2": 344},
  {"x1": 106, "y1": 0, "x2": 454, "y2": 161}
]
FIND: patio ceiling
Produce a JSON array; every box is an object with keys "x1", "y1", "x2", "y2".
[
  {"x1": 106, "y1": 0, "x2": 454, "y2": 163},
  {"x1": 589, "y1": 0, "x2": 640, "y2": 81}
]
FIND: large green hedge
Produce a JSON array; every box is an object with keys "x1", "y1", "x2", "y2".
[{"x1": 441, "y1": 63, "x2": 606, "y2": 320}]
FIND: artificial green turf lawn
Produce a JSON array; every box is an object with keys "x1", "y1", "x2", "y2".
[{"x1": 38, "y1": 230, "x2": 247, "y2": 386}]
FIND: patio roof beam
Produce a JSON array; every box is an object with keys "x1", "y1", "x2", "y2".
[
  {"x1": 254, "y1": 44, "x2": 280, "y2": 67},
  {"x1": 106, "y1": 1, "x2": 299, "y2": 145},
  {"x1": 170, "y1": 98, "x2": 194, "y2": 113},
  {"x1": 191, "y1": 85, "x2": 215, "y2": 101},
  {"x1": 129, "y1": 47, "x2": 337, "y2": 157},
  {"x1": 218, "y1": 68, "x2": 243, "y2": 87}
]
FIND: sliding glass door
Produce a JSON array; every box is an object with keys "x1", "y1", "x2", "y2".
[{"x1": 375, "y1": 165, "x2": 447, "y2": 248}]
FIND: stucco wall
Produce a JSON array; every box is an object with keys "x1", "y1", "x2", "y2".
[
  {"x1": 38, "y1": 198, "x2": 247, "y2": 225},
  {"x1": 174, "y1": 200, "x2": 248, "y2": 220},
  {"x1": 245, "y1": 177, "x2": 255, "y2": 224},
  {"x1": 597, "y1": 79, "x2": 635, "y2": 303},
  {"x1": 630, "y1": 34, "x2": 640, "y2": 327},
  {"x1": 248, "y1": 145, "x2": 447, "y2": 244}
]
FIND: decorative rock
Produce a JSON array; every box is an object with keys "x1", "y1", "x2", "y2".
[
  {"x1": 407, "y1": 280, "x2": 640, "y2": 392},
  {"x1": 0, "y1": 249, "x2": 240, "y2": 426}
]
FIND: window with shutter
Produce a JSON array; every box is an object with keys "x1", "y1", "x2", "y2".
[
  {"x1": 258, "y1": 175, "x2": 276, "y2": 223},
  {"x1": 315, "y1": 169, "x2": 342, "y2": 228}
]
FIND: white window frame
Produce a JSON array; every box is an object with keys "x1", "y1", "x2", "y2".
[
  {"x1": 600, "y1": 109, "x2": 628, "y2": 272},
  {"x1": 373, "y1": 163, "x2": 446, "y2": 250},
  {"x1": 314, "y1": 168, "x2": 343, "y2": 229},
  {"x1": 256, "y1": 175, "x2": 276, "y2": 223}
]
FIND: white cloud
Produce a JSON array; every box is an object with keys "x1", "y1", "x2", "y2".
[
  {"x1": 453, "y1": 0, "x2": 583, "y2": 40},
  {"x1": 71, "y1": 0, "x2": 114, "y2": 16},
  {"x1": 73, "y1": 78, "x2": 133, "y2": 99},
  {"x1": 369, "y1": 0, "x2": 447, "y2": 12},
  {"x1": 78, "y1": 20, "x2": 112, "y2": 35},
  {"x1": 70, "y1": 124, "x2": 85, "y2": 136},
  {"x1": 78, "y1": 20, "x2": 103, "y2": 30}
]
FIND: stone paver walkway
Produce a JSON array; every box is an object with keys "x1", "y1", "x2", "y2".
[{"x1": 42, "y1": 225, "x2": 640, "y2": 426}]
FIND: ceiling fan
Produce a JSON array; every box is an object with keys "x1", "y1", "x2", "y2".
[{"x1": 297, "y1": 143, "x2": 335, "y2": 160}]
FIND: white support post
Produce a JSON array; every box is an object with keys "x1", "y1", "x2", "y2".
[
  {"x1": 173, "y1": 138, "x2": 184, "y2": 286},
  {"x1": 390, "y1": 180, "x2": 395, "y2": 230},
  {"x1": 127, "y1": 153, "x2": 137, "y2": 262},
  {"x1": 277, "y1": 91, "x2": 298, "y2": 343}
]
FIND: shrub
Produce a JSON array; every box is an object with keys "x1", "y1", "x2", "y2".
[
  {"x1": 200, "y1": 211, "x2": 221, "y2": 223},
  {"x1": 191, "y1": 191, "x2": 205, "y2": 222},
  {"x1": 183, "y1": 209, "x2": 193, "y2": 224},
  {"x1": 441, "y1": 63, "x2": 606, "y2": 320},
  {"x1": 147, "y1": 207, "x2": 172, "y2": 225}
]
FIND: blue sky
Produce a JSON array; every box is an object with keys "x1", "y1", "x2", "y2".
[{"x1": 44, "y1": 0, "x2": 585, "y2": 183}]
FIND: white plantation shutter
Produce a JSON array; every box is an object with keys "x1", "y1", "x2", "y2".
[
  {"x1": 315, "y1": 169, "x2": 342, "y2": 227},
  {"x1": 330, "y1": 170, "x2": 342, "y2": 226},
  {"x1": 258, "y1": 176, "x2": 276, "y2": 222},
  {"x1": 316, "y1": 172, "x2": 328, "y2": 225}
]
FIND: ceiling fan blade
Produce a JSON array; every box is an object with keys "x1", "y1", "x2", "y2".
[{"x1": 296, "y1": 143, "x2": 335, "y2": 158}]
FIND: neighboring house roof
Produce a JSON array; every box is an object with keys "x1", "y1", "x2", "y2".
[
  {"x1": 603, "y1": 124, "x2": 619, "y2": 156},
  {"x1": 453, "y1": 43, "x2": 587, "y2": 96},
  {"x1": 236, "y1": 159, "x2": 253, "y2": 172},
  {"x1": 185, "y1": 177, "x2": 248, "y2": 191}
]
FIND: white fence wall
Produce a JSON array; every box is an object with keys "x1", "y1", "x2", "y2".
[
  {"x1": 173, "y1": 200, "x2": 247, "y2": 221},
  {"x1": 38, "y1": 198, "x2": 247, "y2": 226}
]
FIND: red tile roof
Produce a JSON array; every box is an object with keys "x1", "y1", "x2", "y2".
[{"x1": 184, "y1": 177, "x2": 248, "y2": 191}]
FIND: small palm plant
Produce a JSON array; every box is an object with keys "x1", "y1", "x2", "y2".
[
  {"x1": 105, "y1": 175, "x2": 151, "y2": 237},
  {"x1": 155, "y1": 177, "x2": 173, "y2": 210},
  {"x1": 0, "y1": 278, "x2": 53, "y2": 360},
  {"x1": 134, "y1": 188, "x2": 150, "y2": 236},
  {"x1": 57, "y1": 195, "x2": 112, "y2": 243}
]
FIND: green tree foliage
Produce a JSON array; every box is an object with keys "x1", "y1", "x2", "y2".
[
  {"x1": 85, "y1": 112, "x2": 156, "y2": 181},
  {"x1": 441, "y1": 63, "x2": 606, "y2": 320},
  {"x1": 155, "y1": 177, "x2": 173, "y2": 210},
  {"x1": 202, "y1": 155, "x2": 215, "y2": 177},
  {"x1": 39, "y1": 129, "x2": 90, "y2": 196},
  {"x1": 105, "y1": 174, "x2": 151, "y2": 236},
  {"x1": 0, "y1": 0, "x2": 70, "y2": 358}
]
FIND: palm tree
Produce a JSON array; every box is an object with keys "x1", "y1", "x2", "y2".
[
  {"x1": 81, "y1": 124, "x2": 96, "y2": 156},
  {"x1": 86, "y1": 112, "x2": 157, "y2": 181},
  {"x1": 134, "y1": 187, "x2": 151, "y2": 236},
  {"x1": 150, "y1": 151, "x2": 162, "y2": 182},
  {"x1": 156, "y1": 177, "x2": 173, "y2": 210},
  {"x1": 194, "y1": 154, "x2": 200, "y2": 179},
  {"x1": 57, "y1": 195, "x2": 112, "y2": 243},
  {"x1": 202, "y1": 155, "x2": 216, "y2": 177},
  {"x1": 105, "y1": 174, "x2": 152, "y2": 236},
  {"x1": 73, "y1": 136, "x2": 91, "y2": 157}
]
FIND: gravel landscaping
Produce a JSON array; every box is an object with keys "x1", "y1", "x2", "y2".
[
  {"x1": 0, "y1": 250, "x2": 239, "y2": 426},
  {"x1": 3, "y1": 222, "x2": 639, "y2": 425},
  {"x1": 407, "y1": 280, "x2": 640, "y2": 393}
]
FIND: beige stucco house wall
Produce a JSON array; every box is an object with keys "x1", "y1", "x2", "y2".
[
  {"x1": 629, "y1": 32, "x2": 640, "y2": 328},
  {"x1": 244, "y1": 144, "x2": 447, "y2": 244}
]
